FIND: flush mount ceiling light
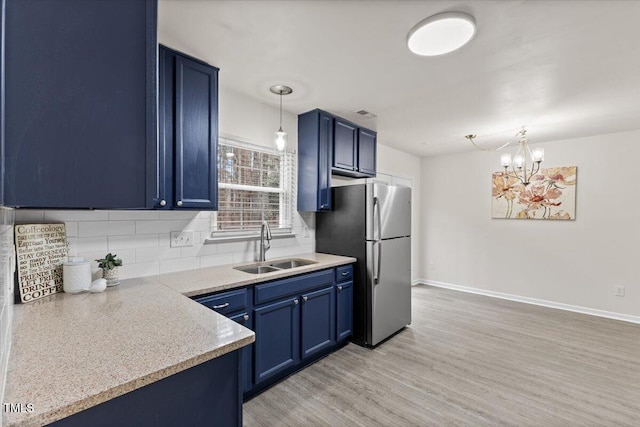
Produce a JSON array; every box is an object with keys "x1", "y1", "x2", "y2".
[
  {"x1": 270, "y1": 84, "x2": 293, "y2": 152},
  {"x1": 407, "y1": 11, "x2": 476, "y2": 56}
]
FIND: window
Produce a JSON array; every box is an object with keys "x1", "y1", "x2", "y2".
[{"x1": 212, "y1": 137, "x2": 295, "y2": 236}]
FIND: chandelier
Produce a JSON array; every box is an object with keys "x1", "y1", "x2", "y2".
[{"x1": 465, "y1": 127, "x2": 544, "y2": 185}]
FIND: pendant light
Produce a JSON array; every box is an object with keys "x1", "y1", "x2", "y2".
[{"x1": 270, "y1": 85, "x2": 293, "y2": 152}]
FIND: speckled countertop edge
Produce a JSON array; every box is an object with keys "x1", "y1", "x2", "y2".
[
  {"x1": 156, "y1": 252, "x2": 357, "y2": 297},
  {"x1": 4, "y1": 253, "x2": 354, "y2": 427}
]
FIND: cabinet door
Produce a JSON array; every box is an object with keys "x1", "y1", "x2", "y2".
[
  {"x1": 174, "y1": 55, "x2": 218, "y2": 210},
  {"x1": 4, "y1": 0, "x2": 157, "y2": 208},
  {"x1": 336, "y1": 281, "x2": 353, "y2": 341},
  {"x1": 229, "y1": 311, "x2": 253, "y2": 394},
  {"x1": 156, "y1": 46, "x2": 174, "y2": 209},
  {"x1": 357, "y1": 128, "x2": 377, "y2": 176},
  {"x1": 333, "y1": 118, "x2": 357, "y2": 172},
  {"x1": 254, "y1": 297, "x2": 300, "y2": 384},
  {"x1": 301, "y1": 286, "x2": 335, "y2": 359},
  {"x1": 318, "y1": 112, "x2": 333, "y2": 211}
]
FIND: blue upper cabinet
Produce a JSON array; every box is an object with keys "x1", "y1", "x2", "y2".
[
  {"x1": 298, "y1": 110, "x2": 333, "y2": 212},
  {"x1": 332, "y1": 117, "x2": 376, "y2": 178},
  {"x1": 159, "y1": 45, "x2": 219, "y2": 210},
  {"x1": 3, "y1": 0, "x2": 158, "y2": 208},
  {"x1": 357, "y1": 128, "x2": 377, "y2": 176},
  {"x1": 333, "y1": 118, "x2": 357, "y2": 172},
  {"x1": 298, "y1": 109, "x2": 376, "y2": 212}
]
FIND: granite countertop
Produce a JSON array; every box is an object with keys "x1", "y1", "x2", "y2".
[
  {"x1": 4, "y1": 252, "x2": 355, "y2": 426},
  {"x1": 156, "y1": 252, "x2": 356, "y2": 297}
]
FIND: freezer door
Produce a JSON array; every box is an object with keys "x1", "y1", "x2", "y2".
[
  {"x1": 366, "y1": 236, "x2": 411, "y2": 346},
  {"x1": 366, "y1": 184, "x2": 411, "y2": 241}
]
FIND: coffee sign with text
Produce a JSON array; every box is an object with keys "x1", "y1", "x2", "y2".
[{"x1": 15, "y1": 224, "x2": 67, "y2": 303}]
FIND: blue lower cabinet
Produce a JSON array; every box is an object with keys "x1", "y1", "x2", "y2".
[
  {"x1": 194, "y1": 265, "x2": 354, "y2": 400},
  {"x1": 301, "y1": 286, "x2": 336, "y2": 359},
  {"x1": 50, "y1": 351, "x2": 242, "y2": 427},
  {"x1": 336, "y1": 281, "x2": 354, "y2": 341},
  {"x1": 254, "y1": 297, "x2": 300, "y2": 384},
  {"x1": 229, "y1": 311, "x2": 253, "y2": 394}
]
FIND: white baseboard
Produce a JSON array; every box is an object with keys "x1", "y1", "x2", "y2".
[{"x1": 414, "y1": 278, "x2": 640, "y2": 325}]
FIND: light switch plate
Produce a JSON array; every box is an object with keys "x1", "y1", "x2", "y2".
[{"x1": 170, "y1": 231, "x2": 194, "y2": 248}]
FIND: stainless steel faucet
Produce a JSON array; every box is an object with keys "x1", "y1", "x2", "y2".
[{"x1": 259, "y1": 220, "x2": 272, "y2": 262}]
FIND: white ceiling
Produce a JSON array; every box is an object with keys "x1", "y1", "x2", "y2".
[{"x1": 158, "y1": 0, "x2": 640, "y2": 157}]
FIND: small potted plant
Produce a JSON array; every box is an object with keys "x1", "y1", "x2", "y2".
[{"x1": 96, "y1": 253, "x2": 123, "y2": 287}]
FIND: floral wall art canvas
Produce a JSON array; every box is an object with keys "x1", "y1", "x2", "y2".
[{"x1": 492, "y1": 166, "x2": 577, "y2": 220}]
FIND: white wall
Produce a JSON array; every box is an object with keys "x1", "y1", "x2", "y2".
[
  {"x1": 0, "y1": 207, "x2": 15, "y2": 418},
  {"x1": 14, "y1": 89, "x2": 314, "y2": 280},
  {"x1": 333, "y1": 143, "x2": 422, "y2": 282},
  {"x1": 420, "y1": 129, "x2": 640, "y2": 317}
]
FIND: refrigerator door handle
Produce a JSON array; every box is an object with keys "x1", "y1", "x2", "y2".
[
  {"x1": 374, "y1": 196, "x2": 382, "y2": 242},
  {"x1": 375, "y1": 242, "x2": 382, "y2": 284}
]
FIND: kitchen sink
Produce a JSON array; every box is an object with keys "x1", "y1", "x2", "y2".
[
  {"x1": 269, "y1": 258, "x2": 318, "y2": 269},
  {"x1": 233, "y1": 258, "x2": 318, "y2": 274},
  {"x1": 234, "y1": 265, "x2": 280, "y2": 274}
]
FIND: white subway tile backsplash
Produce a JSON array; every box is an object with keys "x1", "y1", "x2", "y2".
[
  {"x1": 135, "y1": 247, "x2": 183, "y2": 263},
  {"x1": 180, "y1": 243, "x2": 217, "y2": 258},
  {"x1": 233, "y1": 252, "x2": 256, "y2": 264},
  {"x1": 157, "y1": 211, "x2": 200, "y2": 220},
  {"x1": 108, "y1": 210, "x2": 159, "y2": 220},
  {"x1": 217, "y1": 240, "x2": 255, "y2": 254},
  {"x1": 184, "y1": 218, "x2": 211, "y2": 232},
  {"x1": 159, "y1": 257, "x2": 200, "y2": 274},
  {"x1": 65, "y1": 222, "x2": 79, "y2": 238},
  {"x1": 135, "y1": 220, "x2": 191, "y2": 235},
  {"x1": 109, "y1": 234, "x2": 158, "y2": 250},
  {"x1": 80, "y1": 250, "x2": 136, "y2": 267},
  {"x1": 69, "y1": 236, "x2": 109, "y2": 254},
  {"x1": 14, "y1": 209, "x2": 45, "y2": 223},
  {"x1": 79, "y1": 221, "x2": 135, "y2": 237},
  {"x1": 158, "y1": 233, "x2": 171, "y2": 247},
  {"x1": 120, "y1": 261, "x2": 160, "y2": 279},
  {"x1": 45, "y1": 210, "x2": 109, "y2": 222},
  {"x1": 27, "y1": 209, "x2": 314, "y2": 280},
  {"x1": 199, "y1": 253, "x2": 234, "y2": 268}
]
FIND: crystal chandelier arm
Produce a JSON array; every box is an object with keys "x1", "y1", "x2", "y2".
[{"x1": 465, "y1": 134, "x2": 514, "y2": 152}]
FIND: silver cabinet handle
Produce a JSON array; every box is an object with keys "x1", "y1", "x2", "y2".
[
  {"x1": 177, "y1": 200, "x2": 183, "y2": 207},
  {"x1": 293, "y1": 299, "x2": 299, "y2": 305},
  {"x1": 341, "y1": 271, "x2": 349, "y2": 276},
  {"x1": 337, "y1": 285, "x2": 343, "y2": 291},
  {"x1": 243, "y1": 314, "x2": 249, "y2": 321},
  {"x1": 302, "y1": 296, "x2": 308, "y2": 302},
  {"x1": 212, "y1": 302, "x2": 229, "y2": 309},
  {"x1": 159, "y1": 200, "x2": 166, "y2": 207},
  {"x1": 320, "y1": 204, "x2": 328, "y2": 209}
]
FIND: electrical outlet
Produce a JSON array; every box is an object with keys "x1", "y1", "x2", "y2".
[
  {"x1": 614, "y1": 286, "x2": 625, "y2": 297},
  {"x1": 429, "y1": 262, "x2": 435, "y2": 270},
  {"x1": 170, "y1": 231, "x2": 194, "y2": 248}
]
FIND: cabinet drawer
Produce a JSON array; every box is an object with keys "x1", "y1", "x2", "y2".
[
  {"x1": 336, "y1": 265, "x2": 353, "y2": 283},
  {"x1": 254, "y1": 269, "x2": 334, "y2": 306},
  {"x1": 196, "y1": 288, "x2": 247, "y2": 315}
]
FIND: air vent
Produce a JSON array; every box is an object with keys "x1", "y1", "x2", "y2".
[{"x1": 355, "y1": 110, "x2": 377, "y2": 119}]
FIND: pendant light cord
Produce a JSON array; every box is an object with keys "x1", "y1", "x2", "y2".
[{"x1": 279, "y1": 91, "x2": 283, "y2": 129}]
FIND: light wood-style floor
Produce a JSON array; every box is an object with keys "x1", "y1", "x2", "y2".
[{"x1": 243, "y1": 285, "x2": 640, "y2": 426}]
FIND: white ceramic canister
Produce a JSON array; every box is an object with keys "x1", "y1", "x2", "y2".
[{"x1": 63, "y1": 258, "x2": 92, "y2": 294}]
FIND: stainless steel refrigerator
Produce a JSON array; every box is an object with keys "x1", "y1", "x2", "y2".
[{"x1": 316, "y1": 183, "x2": 411, "y2": 347}]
